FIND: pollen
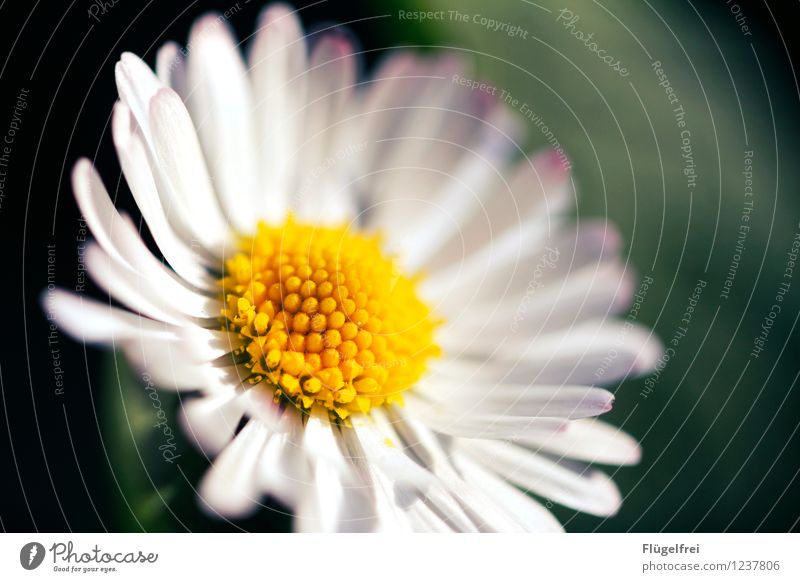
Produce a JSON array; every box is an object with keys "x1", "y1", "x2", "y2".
[{"x1": 219, "y1": 218, "x2": 441, "y2": 420}]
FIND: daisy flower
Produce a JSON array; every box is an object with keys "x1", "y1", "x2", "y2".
[{"x1": 49, "y1": 3, "x2": 662, "y2": 531}]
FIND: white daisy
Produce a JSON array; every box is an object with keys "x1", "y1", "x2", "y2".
[{"x1": 49, "y1": 3, "x2": 662, "y2": 532}]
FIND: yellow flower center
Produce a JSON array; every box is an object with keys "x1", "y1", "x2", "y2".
[{"x1": 219, "y1": 218, "x2": 441, "y2": 419}]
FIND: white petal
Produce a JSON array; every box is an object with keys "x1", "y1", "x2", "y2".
[
  {"x1": 84, "y1": 243, "x2": 184, "y2": 326},
  {"x1": 72, "y1": 158, "x2": 131, "y2": 268},
  {"x1": 198, "y1": 421, "x2": 269, "y2": 518},
  {"x1": 440, "y1": 259, "x2": 634, "y2": 341},
  {"x1": 293, "y1": 33, "x2": 358, "y2": 223},
  {"x1": 423, "y1": 150, "x2": 572, "y2": 275},
  {"x1": 417, "y1": 382, "x2": 615, "y2": 420},
  {"x1": 418, "y1": 484, "x2": 479, "y2": 532},
  {"x1": 402, "y1": 500, "x2": 456, "y2": 532},
  {"x1": 420, "y1": 210, "x2": 566, "y2": 305},
  {"x1": 424, "y1": 217, "x2": 622, "y2": 313},
  {"x1": 439, "y1": 319, "x2": 663, "y2": 387},
  {"x1": 350, "y1": 412, "x2": 436, "y2": 491},
  {"x1": 121, "y1": 327, "x2": 230, "y2": 390},
  {"x1": 156, "y1": 41, "x2": 187, "y2": 97},
  {"x1": 336, "y1": 421, "x2": 415, "y2": 531},
  {"x1": 406, "y1": 395, "x2": 569, "y2": 440},
  {"x1": 179, "y1": 392, "x2": 248, "y2": 456},
  {"x1": 51, "y1": 268, "x2": 227, "y2": 390},
  {"x1": 125, "y1": 342, "x2": 222, "y2": 391},
  {"x1": 185, "y1": 14, "x2": 259, "y2": 233},
  {"x1": 366, "y1": 56, "x2": 470, "y2": 199},
  {"x1": 114, "y1": 214, "x2": 216, "y2": 318},
  {"x1": 358, "y1": 51, "x2": 425, "y2": 165},
  {"x1": 148, "y1": 88, "x2": 233, "y2": 254},
  {"x1": 463, "y1": 439, "x2": 623, "y2": 516},
  {"x1": 115, "y1": 52, "x2": 163, "y2": 138},
  {"x1": 112, "y1": 101, "x2": 214, "y2": 288},
  {"x1": 73, "y1": 160, "x2": 215, "y2": 318},
  {"x1": 363, "y1": 56, "x2": 511, "y2": 236},
  {"x1": 516, "y1": 418, "x2": 642, "y2": 466},
  {"x1": 44, "y1": 289, "x2": 173, "y2": 344},
  {"x1": 257, "y1": 410, "x2": 310, "y2": 508},
  {"x1": 369, "y1": 471, "x2": 415, "y2": 532},
  {"x1": 454, "y1": 452, "x2": 564, "y2": 532},
  {"x1": 249, "y1": 3, "x2": 307, "y2": 221},
  {"x1": 381, "y1": 408, "x2": 521, "y2": 532},
  {"x1": 295, "y1": 409, "x2": 376, "y2": 532},
  {"x1": 389, "y1": 105, "x2": 523, "y2": 271}
]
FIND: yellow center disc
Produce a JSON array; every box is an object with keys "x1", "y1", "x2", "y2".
[{"x1": 219, "y1": 217, "x2": 441, "y2": 419}]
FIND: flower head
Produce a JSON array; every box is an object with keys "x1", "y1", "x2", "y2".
[{"x1": 50, "y1": 3, "x2": 662, "y2": 531}]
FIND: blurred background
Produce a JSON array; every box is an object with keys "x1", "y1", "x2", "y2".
[{"x1": 0, "y1": 0, "x2": 798, "y2": 532}]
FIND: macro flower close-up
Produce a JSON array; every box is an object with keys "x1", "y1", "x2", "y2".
[
  {"x1": 6, "y1": 2, "x2": 800, "y2": 571},
  {"x1": 47, "y1": 3, "x2": 661, "y2": 532}
]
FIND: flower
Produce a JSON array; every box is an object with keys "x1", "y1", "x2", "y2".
[{"x1": 49, "y1": 3, "x2": 662, "y2": 531}]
